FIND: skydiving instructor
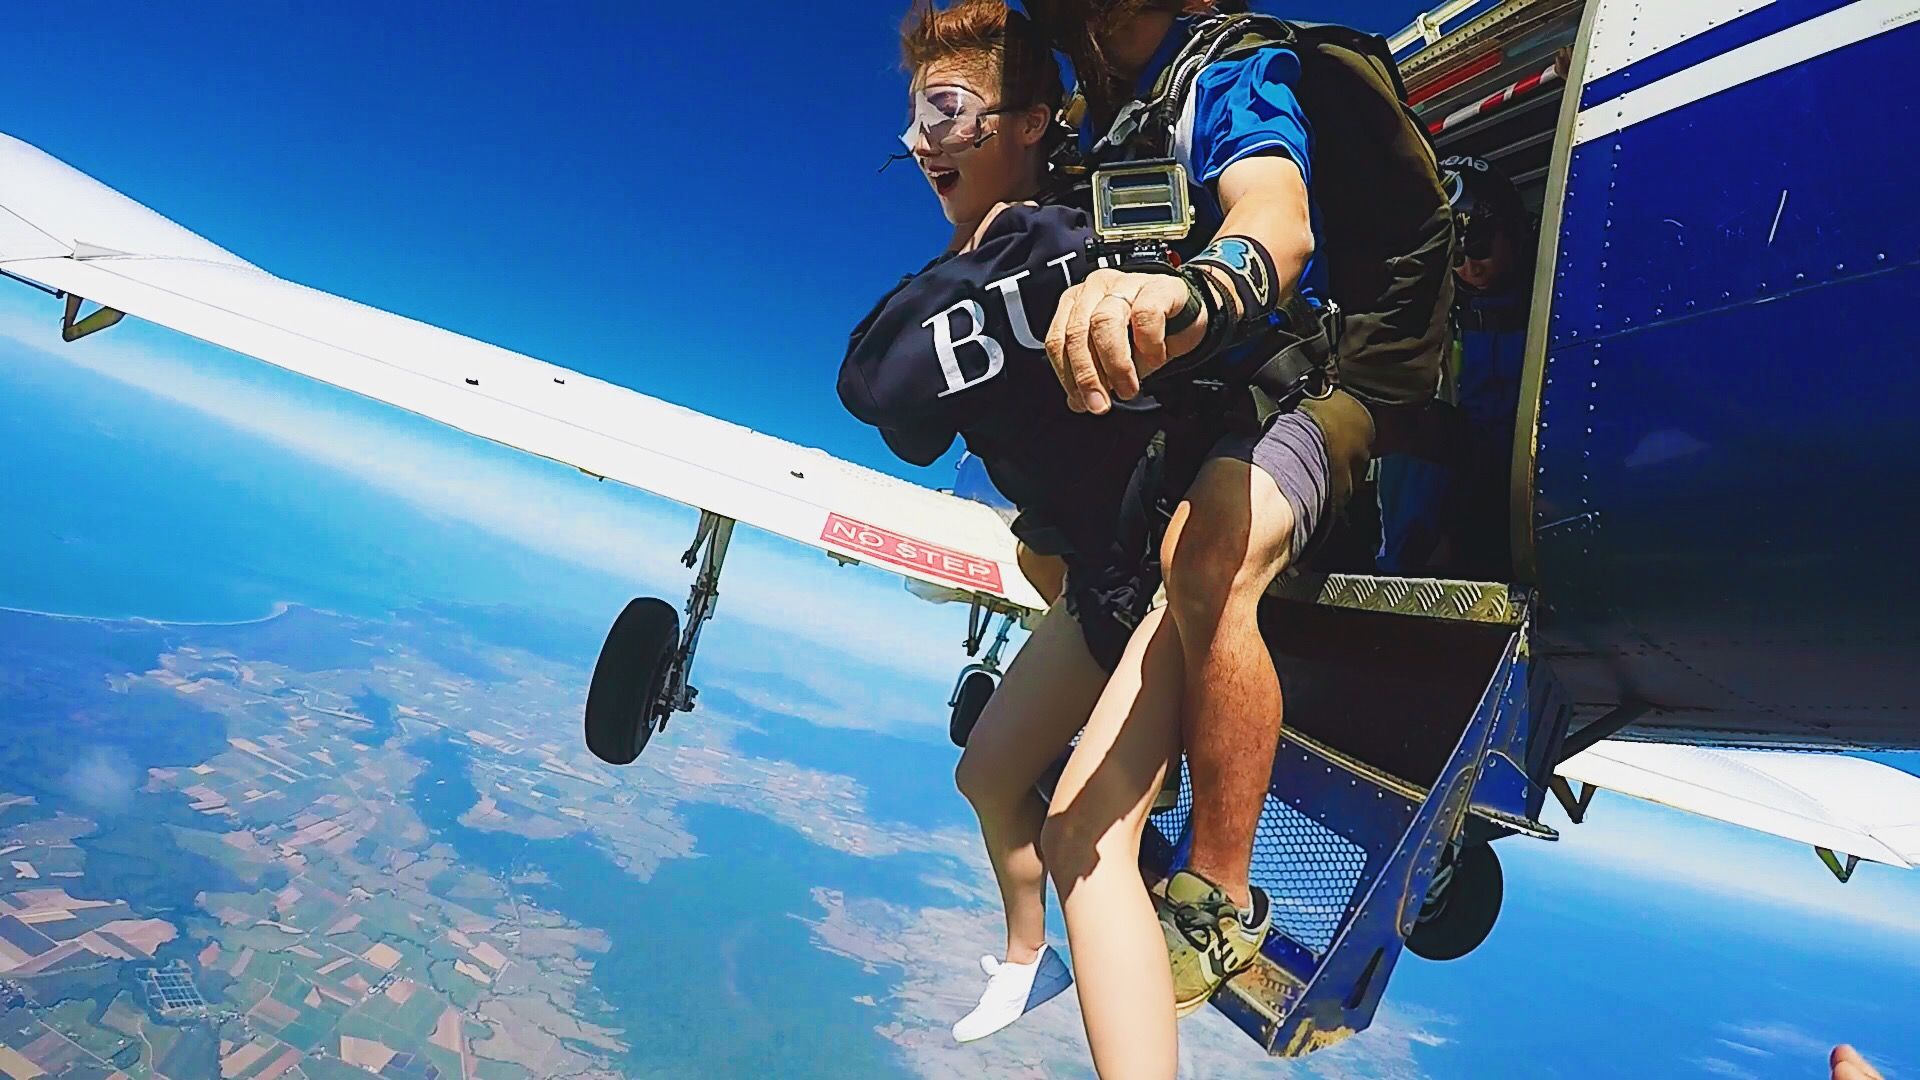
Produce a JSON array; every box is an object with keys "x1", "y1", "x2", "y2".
[{"x1": 1022, "y1": 0, "x2": 1454, "y2": 1066}]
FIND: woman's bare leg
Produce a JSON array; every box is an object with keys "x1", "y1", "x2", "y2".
[
  {"x1": 955, "y1": 601, "x2": 1110, "y2": 962},
  {"x1": 1041, "y1": 606, "x2": 1185, "y2": 1079}
]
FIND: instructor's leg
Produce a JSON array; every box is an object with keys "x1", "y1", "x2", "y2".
[
  {"x1": 955, "y1": 602, "x2": 1109, "y2": 962},
  {"x1": 1159, "y1": 459, "x2": 1296, "y2": 907}
]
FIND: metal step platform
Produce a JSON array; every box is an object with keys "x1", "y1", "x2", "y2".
[{"x1": 1138, "y1": 575, "x2": 1543, "y2": 1056}]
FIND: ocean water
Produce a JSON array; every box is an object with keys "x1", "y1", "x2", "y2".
[{"x1": 728, "y1": 696, "x2": 971, "y2": 834}]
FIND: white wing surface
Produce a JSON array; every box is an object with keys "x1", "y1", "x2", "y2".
[
  {"x1": 1557, "y1": 741, "x2": 1920, "y2": 869},
  {"x1": 0, "y1": 133, "x2": 1045, "y2": 612}
]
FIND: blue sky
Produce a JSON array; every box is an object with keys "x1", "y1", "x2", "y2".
[
  {"x1": 3, "y1": 2, "x2": 1919, "y2": 1076},
  {"x1": 3, "y1": 0, "x2": 1435, "y2": 483}
]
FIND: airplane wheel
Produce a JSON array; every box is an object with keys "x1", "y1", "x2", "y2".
[
  {"x1": 584, "y1": 598, "x2": 680, "y2": 765},
  {"x1": 949, "y1": 670, "x2": 997, "y2": 748},
  {"x1": 1406, "y1": 842, "x2": 1502, "y2": 962}
]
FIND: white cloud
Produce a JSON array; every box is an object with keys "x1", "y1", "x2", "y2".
[
  {"x1": 1692, "y1": 1057, "x2": 1760, "y2": 1080},
  {"x1": 1712, "y1": 1021, "x2": 1912, "y2": 1080},
  {"x1": 1722, "y1": 1021, "x2": 1831, "y2": 1059},
  {"x1": 0, "y1": 293, "x2": 989, "y2": 720},
  {"x1": 808, "y1": 872, "x2": 1455, "y2": 1080},
  {"x1": 1278, "y1": 1004, "x2": 1455, "y2": 1080},
  {"x1": 59, "y1": 746, "x2": 139, "y2": 815}
]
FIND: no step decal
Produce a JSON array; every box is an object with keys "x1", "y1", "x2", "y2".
[{"x1": 820, "y1": 513, "x2": 1004, "y2": 593}]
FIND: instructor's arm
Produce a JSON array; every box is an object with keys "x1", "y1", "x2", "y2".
[{"x1": 1044, "y1": 155, "x2": 1313, "y2": 414}]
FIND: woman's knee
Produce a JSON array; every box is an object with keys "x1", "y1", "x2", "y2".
[
  {"x1": 953, "y1": 745, "x2": 997, "y2": 810},
  {"x1": 954, "y1": 727, "x2": 1029, "y2": 815},
  {"x1": 1039, "y1": 797, "x2": 1141, "y2": 887},
  {"x1": 1038, "y1": 808, "x2": 1096, "y2": 886}
]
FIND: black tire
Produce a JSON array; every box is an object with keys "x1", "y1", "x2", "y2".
[
  {"x1": 584, "y1": 598, "x2": 680, "y2": 765},
  {"x1": 949, "y1": 670, "x2": 997, "y2": 748},
  {"x1": 1406, "y1": 842, "x2": 1503, "y2": 962}
]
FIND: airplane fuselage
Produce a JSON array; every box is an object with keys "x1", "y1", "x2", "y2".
[{"x1": 1502, "y1": 0, "x2": 1919, "y2": 752}]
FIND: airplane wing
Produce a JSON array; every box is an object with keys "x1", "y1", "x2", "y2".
[
  {"x1": 1556, "y1": 741, "x2": 1920, "y2": 872},
  {"x1": 0, "y1": 133, "x2": 1046, "y2": 613}
]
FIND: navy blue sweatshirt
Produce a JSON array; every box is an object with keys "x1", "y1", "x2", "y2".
[{"x1": 839, "y1": 204, "x2": 1167, "y2": 562}]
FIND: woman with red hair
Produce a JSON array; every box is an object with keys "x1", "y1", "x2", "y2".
[{"x1": 840, "y1": 0, "x2": 1197, "y2": 1061}]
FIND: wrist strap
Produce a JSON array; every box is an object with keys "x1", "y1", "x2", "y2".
[
  {"x1": 1192, "y1": 268, "x2": 1235, "y2": 358},
  {"x1": 1163, "y1": 264, "x2": 1233, "y2": 374},
  {"x1": 1092, "y1": 244, "x2": 1207, "y2": 337},
  {"x1": 1166, "y1": 276, "x2": 1204, "y2": 334},
  {"x1": 1186, "y1": 235, "x2": 1279, "y2": 331}
]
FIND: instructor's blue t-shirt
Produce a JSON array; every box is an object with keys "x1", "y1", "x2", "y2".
[{"x1": 1081, "y1": 17, "x2": 1326, "y2": 305}]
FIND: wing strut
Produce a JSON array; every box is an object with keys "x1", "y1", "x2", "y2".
[
  {"x1": 1549, "y1": 776, "x2": 1599, "y2": 823},
  {"x1": 1817, "y1": 847, "x2": 1861, "y2": 883},
  {"x1": 62, "y1": 292, "x2": 123, "y2": 342},
  {"x1": 0, "y1": 270, "x2": 121, "y2": 339},
  {"x1": 1559, "y1": 700, "x2": 1652, "y2": 761}
]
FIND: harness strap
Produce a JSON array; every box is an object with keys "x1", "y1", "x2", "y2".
[
  {"x1": 1246, "y1": 301, "x2": 1343, "y2": 416},
  {"x1": 1113, "y1": 14, "x2": 1297, "y2": 159}
]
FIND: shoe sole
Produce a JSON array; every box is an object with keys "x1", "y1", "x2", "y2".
[{"x1": 952, "y1": 974, "x2": 1073, "y2": 1043}]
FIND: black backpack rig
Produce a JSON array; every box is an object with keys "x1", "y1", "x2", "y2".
[
  {"x1": 1048, "y1": 14, "x2": 1460, "y2": 645},
  {"x1": 1067, "y1": 12, "x2": 1458, "y2": 416}
]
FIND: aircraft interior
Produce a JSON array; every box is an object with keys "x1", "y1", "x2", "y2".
[{"x1": 1338, "y1": 0, "x2": 1584, "y2": 587}]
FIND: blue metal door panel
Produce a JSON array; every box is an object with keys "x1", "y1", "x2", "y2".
[{"x1": 1533, "y1": 13, "x2": 1920, "y2": 742}]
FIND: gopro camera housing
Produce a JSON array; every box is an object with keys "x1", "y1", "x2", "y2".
[{"x1": 1092, "y1": 159, "x2": 1194, "y2": 243}]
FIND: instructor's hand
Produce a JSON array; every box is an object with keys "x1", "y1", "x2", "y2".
[{"x1": 1045, "y1": 268, "x2": 1206, "y2": 414}]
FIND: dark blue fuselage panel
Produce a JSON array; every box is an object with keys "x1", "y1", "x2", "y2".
[{"x1": 1533, "y1": 19, "x2": 1920, "y2": 749}]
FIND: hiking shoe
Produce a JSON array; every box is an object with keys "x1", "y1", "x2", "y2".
[
  {"x1": 1158, "y1": 871, "x2": 1270, "y2": 1018},
  {"x1": 952, "y1": 945, "x2": 1073, "y2": 1043}
]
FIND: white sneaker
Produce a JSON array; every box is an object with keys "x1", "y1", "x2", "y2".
[{"x1": 951, "y1": 945, "x2": 1073, "y2": 1043}]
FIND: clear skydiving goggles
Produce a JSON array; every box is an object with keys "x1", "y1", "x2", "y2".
[{"x1": 898, "y1": 85, "x2": 1016, "y2": 155}]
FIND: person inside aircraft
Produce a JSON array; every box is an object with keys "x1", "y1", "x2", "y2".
[
  {"x1": 1018, "y1": 1, "x2": 1454, "y2": 1068},
  {"x1": 1377, "y1": 154, "x2": 1536, "y2": 580},
  {"x1": 840, "y1": 0, "x2": 1203, "y2": 1048}
]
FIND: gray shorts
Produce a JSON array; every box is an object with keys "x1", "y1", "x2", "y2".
[{"x1": 1209, "y1": 409, "x2": 1333, "y2": 564}]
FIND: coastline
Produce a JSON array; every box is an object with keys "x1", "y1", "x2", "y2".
[{"x1": 0, "y1": 600, "x2": 298, "y2": 628}]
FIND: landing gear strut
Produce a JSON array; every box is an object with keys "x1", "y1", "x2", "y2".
[
  {"x1": 948, "y1": 605, "x2": 1016, "y2": 748},
  {"x1": 585, "y1": 511, "x2": 734, "y2": 765}
]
